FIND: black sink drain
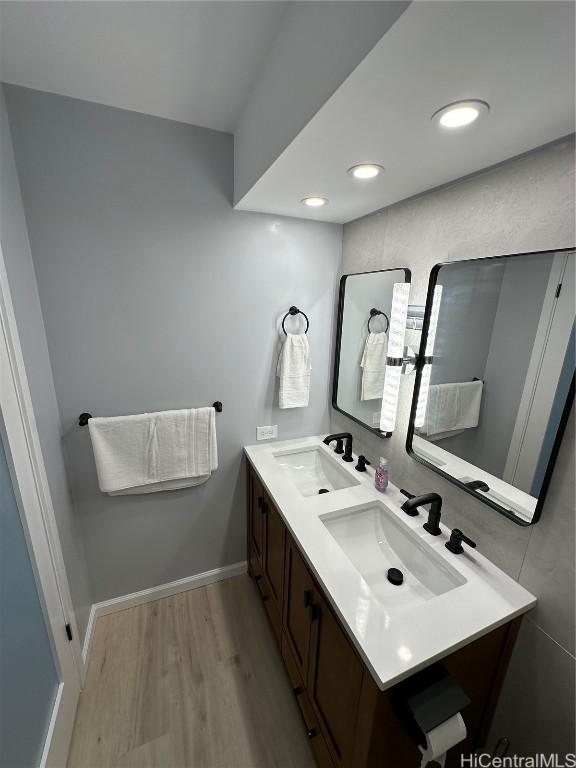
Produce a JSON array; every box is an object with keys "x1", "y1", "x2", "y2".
[
  {"x1": 318, "y1": 488, "x2": 330, "y2": 494},
  {"x1": 387, "y1": 568, "x2": 404, "y2": 586}
]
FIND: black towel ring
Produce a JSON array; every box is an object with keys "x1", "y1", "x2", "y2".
[
  {"x1": 368, "y1": 308, "x2": 389, "y2": 334},
  {"x1": 282, "y1": 306, "x2": 309, "y2": 335}
]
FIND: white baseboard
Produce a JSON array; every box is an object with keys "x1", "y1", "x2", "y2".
[
  {"x1": 81, "y1": 561, "x2": 247, "y2": 672},
  {"x1": 82, "y1": 606, "x2": 96, "y2": 669}
]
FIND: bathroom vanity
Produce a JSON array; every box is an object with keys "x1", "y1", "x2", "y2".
[{"x1": 244, "y1": 437, "x2": 536, "y2": 768}]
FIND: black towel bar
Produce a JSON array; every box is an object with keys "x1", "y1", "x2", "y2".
[{"x1": 78, "y1": 401, "x2": 223, "y2": 426}]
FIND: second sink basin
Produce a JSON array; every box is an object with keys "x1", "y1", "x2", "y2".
[
  {"x1": 321, "y1": 502, "x2": 466, "y2": 611},
  {"x1": 273, "y1": 446, "x2": 360, "y2": 497}
]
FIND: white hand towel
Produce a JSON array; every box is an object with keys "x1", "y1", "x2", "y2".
[
  {"x1": 421, "y1": 380, "x2": 483, "y2": 438},
  {"x1": 457, "y1": 380, "x2": 484, "y2": 429},
  {"x1": 360, "y1": 331, "x2": 388, "y2": 400},
  {"x1": 277, "y1": 333, "x2": 311, "y2": 409},
  {"x1": 88, "y1": 407, "x2": 218, "y2": 495}
]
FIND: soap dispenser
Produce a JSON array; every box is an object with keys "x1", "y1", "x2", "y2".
[{"x1": 375, "y1": 457, "x2": 389, "y2": 492}]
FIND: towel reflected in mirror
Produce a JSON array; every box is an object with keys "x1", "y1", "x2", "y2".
[
  {"x1": 360, "y1": 331, "x2": 388, "y2": 400},
  {"x1": 419, "y1": 380, "x2": 483, "y2": 441}
]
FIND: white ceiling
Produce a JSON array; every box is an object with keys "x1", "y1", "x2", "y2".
[
  {"x1": 1, "y1": 1, "x2": 574, "y2": 223},
  {"x1": 0, "y1": 1, "x2": 288, "y2": 133},
  {"x1": 236, "y1": 1, "x2": 576, "y2": 223}
]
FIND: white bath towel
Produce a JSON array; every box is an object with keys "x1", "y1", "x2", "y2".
[
  {"x1": 88, "y1": 407, "x2": 218, "y2": 495},
  {"x1": 421, "y1": 380, "x2": 483, "y2": 439},
  {"x1": 360, "y1": 331, "x2": 388, "y2": 400},
  {"x1": 277, "y1": 333, "x2": 311, "y2": 408}
]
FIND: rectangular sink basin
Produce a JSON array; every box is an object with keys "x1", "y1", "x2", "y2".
[
  {"x1": 321, "y1": 503, "x2": 466, "y2": 610},
  {"x1": 273, "y1": 446, "x2": 360, "y2": 497}
]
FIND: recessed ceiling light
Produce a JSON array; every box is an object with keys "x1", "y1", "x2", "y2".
[
  {"x1": 348, "y1": 163, "x2": 384, "y2": 180},
  {"x1": 301, "y1": 196, "x2": 328, "y2": 207},
  {"x1": 432, "y1": 100, "x2": 489, "y2": 129}
]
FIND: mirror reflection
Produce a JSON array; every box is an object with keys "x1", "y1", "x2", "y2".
[
  {"x1": 408, "y1": 249, "x2": 574, "y2": 524},
  {"x1": 333, "y1": 269, "x2": 410, "y2": 435}
]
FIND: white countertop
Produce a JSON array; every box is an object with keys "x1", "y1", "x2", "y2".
[{"x1": 244, "y1": 435, "x2": 536, "y2": 691}]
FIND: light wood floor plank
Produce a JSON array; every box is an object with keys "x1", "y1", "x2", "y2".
[{"x1": 67, "y1": 575, "x2": 316, "y2": 768}]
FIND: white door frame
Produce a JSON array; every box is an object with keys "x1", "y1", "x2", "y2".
[
  {"x1": 0, "y1": 244, "x2": 81, "y2": 767},
  {"x1": 503, "y1": 251, "x2": 574, "y2": 491}
]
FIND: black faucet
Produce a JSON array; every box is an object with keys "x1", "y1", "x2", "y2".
[
  {"x1": 323, "y1": 433, "x2": 353, "y2": 462},
  {"x1": 355, "y1": 455, "x2": 370, "y2": 472},
  {"x1": 464, "y1": 480, "x2": 490, "y2": 492},
  {"x1": 401, "y1": 492, "x2": 443, "y2": 536},
  {"x1": 446, "y1": 528, "x2": 477, "y2": 555},
  {"x1": 423, "y1": 505, "x2": 442, "y2": 536}
]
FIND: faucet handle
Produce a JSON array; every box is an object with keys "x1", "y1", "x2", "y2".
[
  {"x1": 399, "y1": 489, "x2": 419, "y2": 517},
  {"x1": 333, "y1": 438, "x2": 344, "y2": 454},
  {"x1": 355, "y1": 455, "x2": 370, "y2": 472},
  {"x1": 445, "y1": 528, "x2": 477, "y2": 554}
]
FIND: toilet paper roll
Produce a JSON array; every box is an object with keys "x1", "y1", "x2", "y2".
[{"x1": 419, "y1": 712, "x2": 467, "y2": 768}]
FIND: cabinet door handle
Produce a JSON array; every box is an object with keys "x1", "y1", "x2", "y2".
[
  {"x1": 293, "y1": 687, "x2": 317, "y2": 739},
  {"x1": 256, "y1": 578, "x2": 269, "y2": 601},
  {"x1": 307, "y1": 604, "x2": 319, "y2": 622},
  {"x1": 257, "y1": 495, "x2": 263, "y2": 508},
  {"x1": 261, "y1": 502, "x2": 268, "y2": 516},
  {"x1": 303, "y1": 590, "x2": 318, "y2": 620}
]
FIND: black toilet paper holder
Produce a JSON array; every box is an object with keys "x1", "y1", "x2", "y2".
[{"x1": 394, "y1": 662, "x2": 470, "y2": 749}]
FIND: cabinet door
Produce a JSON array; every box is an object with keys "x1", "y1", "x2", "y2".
[
  {"x1": 308, "y1": 589, "x2": 364, "y2": 767},
  {"x1": 249, "y1": 470, "x2": 266, "y2": 566},
  {"x1": 263, "y1": 498, "x2": 285, "y2": 608},
  {"x1": 282, "y1": 634, "x2": 335, "y2": 768},
  {"x1": 283, "y1": 537, "x2": 315, "y2": 684}
]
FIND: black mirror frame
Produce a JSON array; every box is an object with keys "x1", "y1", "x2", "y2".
[
  {"x1": 405, "y1": 247, "x2": 575, "y2": 526},
  {"x1": 332, "y1": 267, "x2": 411, "y2": 440}
]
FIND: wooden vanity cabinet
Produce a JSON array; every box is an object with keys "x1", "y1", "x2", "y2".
[
  {"x1": 283, "y1": 535, "x2": 316, "y2": 682},
  {"x1": 245, "y1": 460, "x2": 519, "y2": 768},
  {"x1": 247, "y1": 466, "x2": 285, "y2": 643},
  {"x1": 263, "y1": 496, "x2": 285, "y2": 608},
  {"x1": 281, "y1": 631, "x2": 336, "y2": 768},
  {"x1": 282, "y1": 534, "x2": 363, "y2": 768},
  {"x1": 307, "y1": 585, "x2": 365, "y2": 767},
  {"x1": 248, "y1": 469, "x2": 265, "y2": 568}
]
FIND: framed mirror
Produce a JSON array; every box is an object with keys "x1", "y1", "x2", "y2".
[
  {"x1": 407, "y1": 248, "x2": 574, "y2": 525},
  {"x1": 333, "y1": 268, "x2": 411, "y2": 437}
]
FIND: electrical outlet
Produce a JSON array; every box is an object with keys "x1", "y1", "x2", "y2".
[{"x1": 257, "y1": 425, "x2": 278, "y2": 441}]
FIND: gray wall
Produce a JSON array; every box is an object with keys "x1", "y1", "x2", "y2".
[
  {"x1": 332, "y1": 138, "x2": 575, "y2": 756},
  {"x1": 0, "y1": 86, "x2": 92, "y2": 639},
  {"x1": 5, "y1": 86, "x2": 342, "y2": 604}
]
